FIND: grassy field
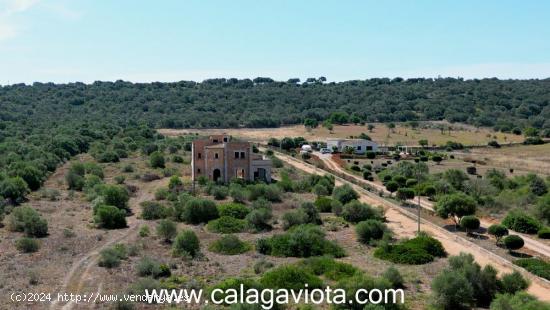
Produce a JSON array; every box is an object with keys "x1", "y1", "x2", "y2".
[{"x1": 159, "y1": 121, "x2": 524, "y2": 146}]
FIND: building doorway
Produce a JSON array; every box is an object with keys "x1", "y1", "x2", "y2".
[{"x1": 213, "y1": 169, "x2": 221, "y2": 182}]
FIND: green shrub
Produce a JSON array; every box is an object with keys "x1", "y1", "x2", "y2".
[
  {"x1": 314, "y1": 196, "x2": 333, "y2": 212},
  {"x1": 514, "y1": 258, "x2": 550, "y2": 280},
  {"x1": 502, "y1": 211, "x2": 542, "y2": 234},
  {"x1": 460, "y1": 215, "x2": 480, "y2": 234},
  {"x1": 312, "y1": 183, "x2": 329, "y2": 196},
  {"x1": 101, "y1": 185, "x2": 129, "y2": 211},
  {"x1": 217, "y1": 203, "x2": 250, "y2": 219},
  {"x1": 490, "y1": 292, "x2": 550, "y2": 310},
  {"x1": 341, "y1": 200, "x2": 383, "y2": 223},
  {"x1": 499, "y1": 271, "x2": 529, "y2": 294},
  {"x1": 298, "y1": 256, "x2": 359, "y2": 281},
  {"x1": 246, "y1": 208, "x2": 272, "y2": 231},
  {"x1": 538, "y1": 227, "x2": 550, "y2": 239},
  {"x1": 173, "y1": 229, "x2": 200, "y2": 257},
  {"x1": 331, "y1": 200, "x2": 343, "y2": 216},
  {"x1": 7, "y1": 206, "x2": 48, "y2": 237},
  {"x1": 396, "y1": 187, "x2": 415, "y2": 200},
  {"x1": 431, "y1": 270, "x2": 474, "y2": 310},
  {"x1": 183, "y1": 198, "x2": 219, "y2": 224},
  {"x1": 139, "y1": 225, "x2": 150, "y2": 237},
  {"x1": 15, "y1": 237, "x2": 40, "y2": 253},
  {"x1": 150, "y1": 151, "x2": 165, "y2": 168},
  {"x1": 155, "y1": 187, "x2": 169, "y2": 200},
  {"x1": 374, "y1": 235, "x2": 446, "y2": 265},
  {"x1": 253, "y1": 258, "x2": 274, "y2": 274},
  {"x1": 94, "y1": 205, "x2": 127, "y2": 229},
  {"x1": 332, "y1": 184, "x2": 359, "y2": 204},
  {"x1": 246, "y1": 184, "x2": 281, "y2": 202},
  {"x1": 260, "y1": 265, "x2": 323, "y2": 290},
  {"x1": 137, "y1": 257, "x2": 171, "y2": 278},
  {"x1": 98, "y1": 244, "x2": 127, "y2": 268},
  {"x1": 488, "y1": 224, "x2": 509, "y2": 244},
  {"x1": 209, "y1": 234, "x2": 251, "y2": 255},
  {"x1": 66, "y1": 171, "x2": 85, "y2": 191},
  {"x1": 255, "y1": 238, "x2": 272, "y2": 255},
  {"x1": 382, "y1": 266, "x2": 404, "y2": 289},
  {"x1": 140, "y1": 201, "x2": 168, "y2": 220},
  {"x1": 503, "y1": 235, "x2": 524, "y2": 251},
  {"x1": 156, "y1": 219, "x2": 177, "y2": 242},
  {"x1": 229, "y1": 184, "x2": 247, "y2": 203},
  {"x1": 282, "y1": 202, "x2": 322, "y2": 230},
  {"x1": 207, "y1": 216, "x2": 248, "y2": 233},
  {"x1": 114, "y1": 175, "x2": 125, "y2": 184},
  {"x1": 251, "y1": 197, "x2": 272, "y2": 210},
  {"x1": 435, "y1": 192, "x2": 477, "y2": 226},
  {"x1": 355, "y1": 220, "x2": 388, "y2": 245},
  {"x1": 260, "y1": 224, "x2": 345, "y2": 258},
  {"x1": 122, "y1": 164, "x2": 134, "y2": 173},
  {"x1": 211, "y1": 186, "x2": 229, "y2": 200}
]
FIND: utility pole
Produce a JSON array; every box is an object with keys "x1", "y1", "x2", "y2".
[{"x1": 416, "y1": 159, "x2": 421, "y2": 234}]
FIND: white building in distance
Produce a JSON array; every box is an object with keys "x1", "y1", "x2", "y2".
[{"x1": 326, "y1": 139, "x2": 378, "y2": 154}]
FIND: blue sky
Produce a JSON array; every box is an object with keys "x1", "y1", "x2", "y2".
[{"x1": 1, "y1": 0, "x2": 550, "y2": 84}]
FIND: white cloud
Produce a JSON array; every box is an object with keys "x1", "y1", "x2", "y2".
[
  {"x1": 0, "y1": 0, "x2": 39, "y2": 41},
  {"x1": 2, "y1": 0, "x2": 39, "y2": 14},
  {"x1": 0, "y1": 20, "x2": 16, "y2": 40}
]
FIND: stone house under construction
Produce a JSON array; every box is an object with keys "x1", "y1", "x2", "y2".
[{"x1": 191, "y1": 135, "x2": 272, "y2": 183}]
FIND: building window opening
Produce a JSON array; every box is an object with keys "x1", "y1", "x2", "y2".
[
  {"x1": 235, "y1": 151, "x2": 239, "y2": 159},
  {"x1": 240, "y1": 152, "x2": 245, "y2": 159},
  {"x1": 198, "y1": 153, "x2": 201, "y2": 159},
  {"x1": 215, "y1": 153, "x2": 219, "y2": 159}
]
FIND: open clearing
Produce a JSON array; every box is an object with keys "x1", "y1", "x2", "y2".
[{"x1": 159, "y1": 121, "x2": 523, "y2": 146}]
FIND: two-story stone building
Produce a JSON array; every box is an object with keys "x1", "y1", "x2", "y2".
[{"x1": 191, "y1": 135, "x2": 272, "y2": 183}]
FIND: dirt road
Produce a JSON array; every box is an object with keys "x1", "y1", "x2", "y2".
[
  {"x1": 315, "y1": 152, "x2": 550, "y2": 259},
  {"x1": 271, "y1": 150, "x2": 550, "y2": 301},
  {"x1": 50, "y1": 178, "x2": 168, "y2": 310}
]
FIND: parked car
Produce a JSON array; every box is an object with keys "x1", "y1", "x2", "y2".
[{"x1": 320, "y1": 148, "x2": 331, "y2": 154}]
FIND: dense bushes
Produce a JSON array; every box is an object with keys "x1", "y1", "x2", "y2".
[
  {"x1": 256, "y1": 224, "x2": 345, "y2": 258},
  {"x1": 503, "y1": 235, "x2": 524, "y2": 252},
  {"x1": 374, "y1": 234, "x2": 446, "y2": 264},
  {"x1": 332, "y1": 184, "x2": 359, "y2": 204},
  {"x1": 149, "y1": 151, "x2": 165, "y2": 168},
  {"x1": 94, "y1": 205, "x2": 127, "y2": 229},
  {"x1": 207, "y1": 216, "x2": 248, "y2": 233},
  {"x1": 209, "y1": 235, "x2": 251, "y2": 255},
  {"x1": 341, "y1": 200, "x2": 383, "y2": 223},
  {"x1": 6, "y1": 206, "x2": 48, "y2": 237},
  {"x1": 514, "y1": 258, "x2": 550, "y2": 280},
  {"x1": 140, "y1": 201, "x2": 169, "y2": 220},
  {"x1": 259, "y1": 265, "x2": 323, "y2": 291},
  {"x1": 101, "y1": 185, "x2": 130, "y2": 211},
  {"x1": 246, "y1": 184, "x2": 281, "y2": 202},
  {"x1": 355, "y1": 220, "x2": 388, "y2": 245},
  {"x1": 0, "y1": 177, "x2": 30, "y2": 203},
  {"x1": 15, "y1": 237, "x2": 40, "y2": 253},
  {"x1": 435, "y1": 192, "x2": 477, "y2": 226},
  {"x1": 217, "y1": 203, "x2": 250, "y2": 219},
  {"x1": 490, "y1": 292, "x2": 550, "y2": 310},
  {"x1": 281, "y1": 202, "x2": 322, "y2": 230},
  {"x1": 314, "y1": 196, "x2": 333, "y2": 212},
  {"x1": 431, "y1": 252, "x2": 530, "y2": 309},
  {"x1": 98, "y1": 244, "x2": 127, "y2": 268},
  {"x1": 137, "y1": 257, "x2": 171, "y2": 278},
  {"x1": 502, "y1": 211, "x2": 542, "y2": 234},
  {"x1": 460, "y1": 215, "x2": 480, "y2": 234},
  {"x1": 297, "y1": 257, "x2": 359, "y2": 281},
  {"x1": 332, "y1": 273, "x2": 397, "y2": 310},
  {"x1": 156, "y1": 219, "x2": 177, "y2": 242},
  {"x1": 172, "y1": 230, "x2": 200, "y2": 257},
  {"x1": 181, "y1": 198, "x2": 219, "y2": 224},
  {"x1": 488, "y1": 224, "x2": 509, "y2": 244},
  {"x1": 538, "y1": 227, "x2": 550, "y2": 239}
]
